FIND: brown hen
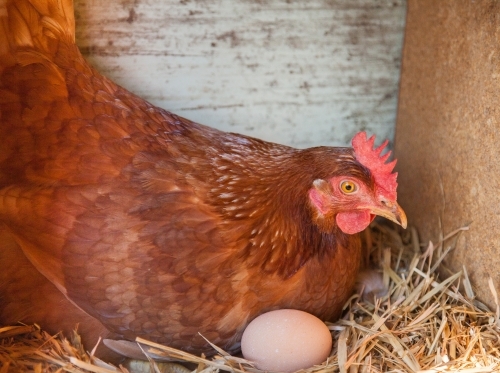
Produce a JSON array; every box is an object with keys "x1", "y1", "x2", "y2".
[{"x1": 0, "y1": 0, "x2": 406, "y2": 361}]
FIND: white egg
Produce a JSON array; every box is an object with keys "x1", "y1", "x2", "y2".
[{"x1": 241, "y1": 309, "x2": 332, "y2": 372}]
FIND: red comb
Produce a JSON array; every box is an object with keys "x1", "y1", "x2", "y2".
[{"x1": 352, "y1": 132, "x2": 397, "y2": 199}]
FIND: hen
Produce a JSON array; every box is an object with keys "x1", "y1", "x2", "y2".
[{"x1": 0, "y1": 0, "x2": 406, "y2": 361}]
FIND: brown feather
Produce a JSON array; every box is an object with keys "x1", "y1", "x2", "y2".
[{"x1": 0, "y1": 0, "x2": 399, "y2": 360}]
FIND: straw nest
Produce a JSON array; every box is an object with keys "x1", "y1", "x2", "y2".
[{"x1": 2, "y1": 222, "x2": 500, "y2": 373}]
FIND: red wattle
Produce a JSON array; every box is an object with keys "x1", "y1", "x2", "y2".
[{"x1": 336, "y1": 211, "x2": 371, "y2": 234}]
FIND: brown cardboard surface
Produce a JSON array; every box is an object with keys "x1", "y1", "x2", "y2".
[{"x1": 395, "y1": 0, "x2": 500, "y2": 308}]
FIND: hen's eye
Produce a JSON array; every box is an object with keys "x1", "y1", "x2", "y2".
[{"x1": 340, "y1": 180, "x2": 358, "y2": 194}]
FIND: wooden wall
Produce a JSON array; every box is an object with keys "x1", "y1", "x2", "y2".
[{"x1": 74, "y1": 0, "x2": 406, "y2": 148}]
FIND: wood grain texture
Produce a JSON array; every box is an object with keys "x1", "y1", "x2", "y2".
[{"x1": 74, "y1": 0, "x2": 405, "y2": 148}]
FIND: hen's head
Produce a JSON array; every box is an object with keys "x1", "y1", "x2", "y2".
[{"x1": 308, "y1": 132, "x2": 407, "y2": 234}]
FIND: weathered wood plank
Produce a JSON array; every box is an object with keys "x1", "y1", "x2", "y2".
[{"x1": 75, "y1": 0, "x2": 405, "y2": 147}]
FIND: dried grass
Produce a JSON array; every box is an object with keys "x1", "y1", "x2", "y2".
[
  {"x1": 2, "y1": 222, "x2": 500, "y2": 373},
  {"x1": 0, "y1": 324, "x2": 123, "y2": 373}
]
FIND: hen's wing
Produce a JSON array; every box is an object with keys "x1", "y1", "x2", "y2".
[
  {"x1": 0, "y1": 0, "x2": 237, "y2": 351},
  {"x1": 0, "y1": 225, "x2": 120, "y2": 360}
]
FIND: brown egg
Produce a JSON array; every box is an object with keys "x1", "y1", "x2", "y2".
[{"x1": 241, "y1": 309, "x2": 332, "y2": 372}]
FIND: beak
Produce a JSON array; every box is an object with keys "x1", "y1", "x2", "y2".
[{"x1": 369, "y1": 201, "x2": 407, "y2": 229}]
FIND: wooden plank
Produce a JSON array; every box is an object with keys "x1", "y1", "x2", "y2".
[{"x1": 75, "y1": 0, "x2": 405, "y2": 147}]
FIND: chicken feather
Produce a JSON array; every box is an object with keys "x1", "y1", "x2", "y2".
[{"x1": 0, "y1": 0, "x2": 406, "y2": 361}]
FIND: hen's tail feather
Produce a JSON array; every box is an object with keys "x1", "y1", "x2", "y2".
[{"x1": 0, "y1": 0, "x2": 75, "y2": 69}]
